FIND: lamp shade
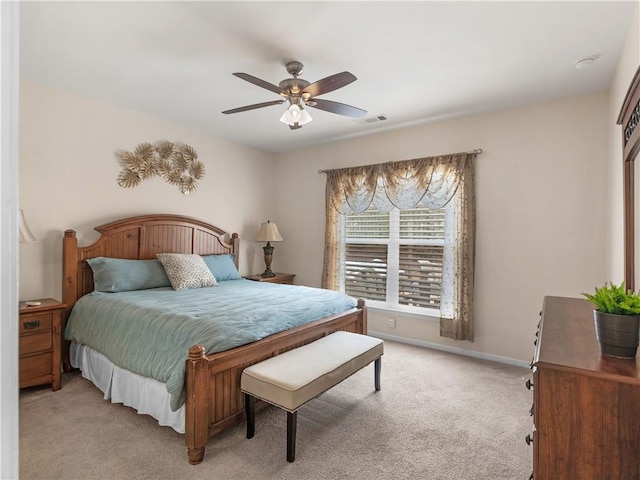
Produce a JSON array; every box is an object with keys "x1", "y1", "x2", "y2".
[
  {"x1": 279, "y1": 104, "x2": 313, "y2": 127},
  {"x1": 19, "y1": 210, "x2": 39, "y2": 244},
  {"x1": 255, "y1": 221, "x2": 283, "y2": 242},
  {"x1": 298, "y1": 108, "x2": 313, "y2": 125}
]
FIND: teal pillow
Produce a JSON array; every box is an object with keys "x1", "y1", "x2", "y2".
[
  {"x1": 86, "y1": 257, "x2": 171, "y2": 293},
  {"x1": 202, "y1": 254, "x2": 242, "y2": 281}
]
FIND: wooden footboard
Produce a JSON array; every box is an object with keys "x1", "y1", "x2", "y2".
[{"x1": 185, "y1": 299, "x2": 367, "y2": 464}]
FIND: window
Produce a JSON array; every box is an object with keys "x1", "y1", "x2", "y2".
[
  {"x1": 343, "y1": 202, "x2": 445, "y2": 313},
  {"x1": 323, "y1": 152, "x2": 475, "y2": 340}
]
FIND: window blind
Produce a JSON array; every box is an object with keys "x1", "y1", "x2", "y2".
[{"x1": 345, "y1": 204, "x2": 445, "y2": 310}]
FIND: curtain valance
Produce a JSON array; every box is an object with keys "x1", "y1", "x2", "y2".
[{"x1": 325, "y1": 153, "x2": 471, "y2": 214}]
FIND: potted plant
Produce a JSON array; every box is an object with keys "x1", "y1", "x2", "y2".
[{"x1": 582, "y1": 282, "x2": 640, "y2": 358}]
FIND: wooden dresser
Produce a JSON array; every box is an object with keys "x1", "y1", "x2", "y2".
[
  {"x1": 530, "y1": 296, "x2": 640, "y2": 479},
  {"x1": 19, "y1": 298, "x2": 65, "y2": 391}
]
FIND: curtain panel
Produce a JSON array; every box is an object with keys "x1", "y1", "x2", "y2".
[{"x1": 321, "y1": 152, "x2": 476, "y2": 341}]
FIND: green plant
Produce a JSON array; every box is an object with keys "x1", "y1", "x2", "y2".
[{"x1": 582, "y1": 282, "x2": 640, "y2": 315}]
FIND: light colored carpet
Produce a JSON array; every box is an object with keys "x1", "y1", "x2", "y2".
[{"x1": 19, "y1": 340, "x2": 533, "y2": 479}]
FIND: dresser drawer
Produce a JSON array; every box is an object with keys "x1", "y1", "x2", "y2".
[
  {"x1": 20, "y1": 332, "x2": 52, "y2": 356},
  {"x1": 19, "y1": 352, "x2": 52, "y2": 383},
  {"x1": 19, "y1": 311, "x2": 53, "y2": 334}
]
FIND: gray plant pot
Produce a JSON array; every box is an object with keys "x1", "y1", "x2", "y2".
[{"x1": 593, "y1": 310, "x2": 640, "y2": 358}]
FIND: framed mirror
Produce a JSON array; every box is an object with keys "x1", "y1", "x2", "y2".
[{"x1": 618, "y1": 65, "x2": 640, "y2": 291}]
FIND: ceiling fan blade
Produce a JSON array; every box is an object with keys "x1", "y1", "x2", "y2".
[
  {"x1": 307, "y1": 98, "x2": 367, "y2": 118},
  {"x1": 222, "y1": 100, "x2": 285, "y2": 114},
  {"x1": 233, "y1": 73, "x2": 285, "y2": 96},
  {"x1": 303, "y1": 72, "x2": 357, "y2": 97}
]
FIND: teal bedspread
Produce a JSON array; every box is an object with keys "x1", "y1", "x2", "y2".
[{"x1": 64, "y1": 279, "x2": 356, "y2": 411}]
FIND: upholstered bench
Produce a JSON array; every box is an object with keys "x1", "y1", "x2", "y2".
[{"x1": 240, "y1": 331, "x2": 384, "y2": 462}]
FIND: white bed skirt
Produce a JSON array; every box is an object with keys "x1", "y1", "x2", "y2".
[{"x1": 70, "y1": 342, "x2": 185, "y2": 433}]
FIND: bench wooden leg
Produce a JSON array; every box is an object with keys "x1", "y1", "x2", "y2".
[
  {"x1": 287, "y1": 411, "x2": 297, "y2": 462},
  {"x1": 374, "y1": 357, "x2": 382, "y2": 391},
  {"x1": 245, "y1": 393, "x2": 255, "y2": 439}
]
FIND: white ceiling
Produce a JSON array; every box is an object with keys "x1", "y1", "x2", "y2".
[{"x1": 19, "y1": 1, "x2": 637, "y2": 154}]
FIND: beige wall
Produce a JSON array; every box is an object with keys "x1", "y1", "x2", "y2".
[
  {"x1": 19, "y1": 81, "x2": 612, "y2": 365},
  {"x1": 275, "y1": 92, "x2": 609, "y2": 363},
  {"x1": 19, "y1": 80, "x2": 276, "y2": 301},
  {"x1": 607, "y1": 4, "x2": 640, "y2": 285}
]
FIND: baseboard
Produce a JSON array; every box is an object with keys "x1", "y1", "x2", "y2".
[{"x1": 368, "y1": 330, "x2": 531, "y2": 369}]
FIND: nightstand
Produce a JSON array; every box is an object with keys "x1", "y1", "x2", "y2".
[
  {"x1": 19, "y1": 298, "x2": 66, "y2": 391},
  {"x1": 244, "y1": 273, "x2": 296, "y2": 285}
]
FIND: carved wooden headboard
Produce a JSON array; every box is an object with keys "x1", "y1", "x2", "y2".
[{"x1": 62, "y1": 214, "x2": 239, "y2": 311}]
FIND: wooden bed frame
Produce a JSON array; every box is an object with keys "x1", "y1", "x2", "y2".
[{"x1": 61, "y1": 214, "x2": 367, "y2": 464}]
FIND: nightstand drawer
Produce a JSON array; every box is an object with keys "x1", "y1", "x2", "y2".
[
  {"x1": 19, "y1": 312, "x2": 52, "y2": 334},
  {"x1": 20, "y1": 332, "x2": 52, "y2": 356},
  {"x1": 18, "y1": 298, "x2": 65, "y2": 391},
  {"x1": 244, "y1": 273, "x2": 296, "y2": 285},
  {"x1": 20, "y1": 352, "x2": 52, "y2": 382}
]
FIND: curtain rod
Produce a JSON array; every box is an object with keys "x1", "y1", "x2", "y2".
[{"x1": 317, "y1": 149, "x2": 483, "y2": 174}]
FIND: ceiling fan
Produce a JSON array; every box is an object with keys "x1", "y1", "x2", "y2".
[{"x1": 222, "y1": 61, "x2": 367, "y2": 130}]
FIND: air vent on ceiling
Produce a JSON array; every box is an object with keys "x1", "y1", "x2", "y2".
[{"x1": 358, "y1": 115, "x2": 388, "y2": 125}]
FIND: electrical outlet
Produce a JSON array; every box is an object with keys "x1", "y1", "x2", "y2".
[{"x1": 387, "y1": 318, "x2": 396, "y2": 329}]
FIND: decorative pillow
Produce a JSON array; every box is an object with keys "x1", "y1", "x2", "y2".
[
  {"x1": 202, "y1": 254, "x2": 242, "y2": 281},
  {"x1": 156, "y1": 253, "x2": 218, "y2": 290},
  {"x1": 86, "y1": 257, "x2": 171, "y2": 293}
]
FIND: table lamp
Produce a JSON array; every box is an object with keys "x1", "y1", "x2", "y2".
[
  {"x1": 19, "y1": 210, "x2": 42, "y2": 305},
  {"x1": 19, "y1": 210, "x2": 39, "y2": 244},
  {"x1": 255, "y1": 220, "x2": 283, "y2": 278}
]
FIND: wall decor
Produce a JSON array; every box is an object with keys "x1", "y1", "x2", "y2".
[{"x1": 116, "y1": 141, "x2": 205, "y2": 195}]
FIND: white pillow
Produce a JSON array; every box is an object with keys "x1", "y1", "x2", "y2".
[{"x1": 156, "y1": 253, "x2": 218, "y2": 290}]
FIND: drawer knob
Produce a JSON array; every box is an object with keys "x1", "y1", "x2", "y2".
[
  {"x1": 525, "y1": 433, "x2": 533, "y2": 445},
  {"x1": 23, "y1": 320, "x2": 40, "y2": 329},
  {"x1": 525, "y1": 379, "x2": 533, "y2": 390}
]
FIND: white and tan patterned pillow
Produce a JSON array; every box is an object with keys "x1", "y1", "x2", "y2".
[{"x1": 156, "y1": 253, "x2": 218, "y2": 290}]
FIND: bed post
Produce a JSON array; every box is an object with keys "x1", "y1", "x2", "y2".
[
  {"x1": 357, "y1": 298, "x2": 368, "y2": 334},
  {"x1": 230, "y1": 233, "x2": 239, "y2": 269},
  {"x1": 62, "y1": 230, "x2": 78, "y2": 372},
  {"x1": 62, "y1": 230, "x2": 78, "y2": 308},
  {"x1": 185, "y1": 345, "x2": 209, "y2": 464}
]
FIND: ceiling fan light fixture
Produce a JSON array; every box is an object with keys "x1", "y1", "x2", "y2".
[
  {"x1": 280, "y1": 104, "x2": 312, "y2": 126},
  {"x1": 224, "y1": 61, "x2": 365, "y2": 128}
]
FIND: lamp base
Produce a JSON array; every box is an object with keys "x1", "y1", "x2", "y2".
[{"x1": 262, "y1": 242, "x2": 276, "y2": 278}]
